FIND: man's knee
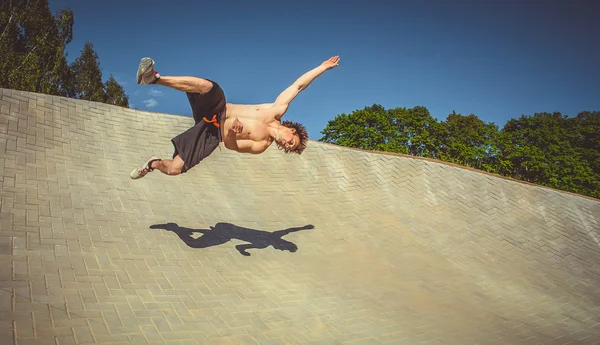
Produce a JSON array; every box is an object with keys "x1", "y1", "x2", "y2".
[
  {"x1": 195, "y1": 78, "x2": 214, "y2": 94},
  {"x1": 167, "y1": 166, "x2": 182, "y2": 175},
  {"x1": 168, "y1": 155, "x2": 185, "y2": 175}
]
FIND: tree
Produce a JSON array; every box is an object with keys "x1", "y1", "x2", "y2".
[
  {"x1": 566, "y1": 111, "x2": 600, "y2": 198},
  {"x1": 0, "y1": 0, "x2": 74, "y2": 96},
  {"x1": 51, "y1": 7, "x2": 75, "y2": 97},
  {"x1": 388, "y1": 105, "x2": 440, "y2": 158},
  {"x1": 496, "y1": 112, "x2": 597, "y2": 196},
  {"x1": 319, "y1": 104, "x2": 400, "y2": 152},
  {"x1": 0, "y1": 1, "x2": 128, "y2": 106},
  {"x1": 0, "y1": 0, "x2": 26, "y2": 88},
  {"x1": 319, "y1": 104, "x2": 441, "y2": 157},
  {"x1": 104, "y1": 74, "x2": 129, "y2": 107},
  {"x1": 435, "y1": 111, "x2": 500, "y2": 172},
  {"x1": 571, "y1": 111, "x2": 600, "y2": 175},
  {"x1": 70, "y1": 41, "x2": 106, "y2": 102}
]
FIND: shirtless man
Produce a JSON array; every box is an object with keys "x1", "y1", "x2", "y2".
[{"x1": 130, "y1": 55, "x2": 340, "y2": 179}]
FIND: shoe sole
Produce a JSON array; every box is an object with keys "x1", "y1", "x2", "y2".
[{"x1": 136, "y1": 58, "x2": 154, "y2": 85}]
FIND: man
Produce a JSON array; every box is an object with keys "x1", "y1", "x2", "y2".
[{"x1": 130, "y1": 55, "x2": 340, "y2": 179}]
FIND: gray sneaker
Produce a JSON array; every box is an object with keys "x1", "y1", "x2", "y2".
[
  {"x1": 130, "y1": 155, "x2": 161, "y2": 179},
  {"x1": 136, "y1": 57, "x2": 160, "y2": 85}
]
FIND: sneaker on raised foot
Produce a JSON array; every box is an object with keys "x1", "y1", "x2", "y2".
[
  {"x1": 130, "y1": 155, "x2": 161, "y2": 179},
  {"x1": 136, "y1": 57, "x2": 160, "y2": 85}
]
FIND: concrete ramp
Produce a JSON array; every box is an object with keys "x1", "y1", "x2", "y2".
[{"x1": 1, "y1": 88, "x2": 600, "y2": 344}]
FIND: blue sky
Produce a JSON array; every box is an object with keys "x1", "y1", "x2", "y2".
[{"x1": 48, "y1": 0, "x2": 600, "y2": 139}]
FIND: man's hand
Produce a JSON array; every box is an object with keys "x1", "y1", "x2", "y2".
[
  {"x1": 231, "y1": 118, "x2": 243, "y2": 133},
  {"x1": 321, "y1": 56, "x2": 340, "y2": 70}
]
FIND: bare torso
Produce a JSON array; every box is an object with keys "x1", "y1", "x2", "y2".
[{"x1": 220, "y1": 103, "x2": 285, "y2": 153}]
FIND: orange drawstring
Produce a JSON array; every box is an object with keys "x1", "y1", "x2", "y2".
[
  {"x1": 203, "y1": 114, "x2": 222, "y2": 151},
  {"x1": 202, "y1": 114, "x2": 219, "y2": 127}
]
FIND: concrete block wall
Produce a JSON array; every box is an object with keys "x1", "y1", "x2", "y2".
[{"x1": 1, "y1": 88, "x2": 599, "y2": 344}]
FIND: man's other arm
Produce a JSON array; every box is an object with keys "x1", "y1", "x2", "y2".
[{"x1": 274, "y1": 56, "x2": 340, "y2": 111}]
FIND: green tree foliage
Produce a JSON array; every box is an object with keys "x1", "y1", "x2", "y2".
[
  {"x1": 320, "y1": 104, "x2": 440, "y2": 156},
  {"x1": 571, "y1": 111, "x2": 600, "y2": 176},
  {"x1": 1, "y1": 0, "x2": 73, "y2": 95},
  {"x1": 71, "y1": 41, "x2": 106, "y2": 102},
  {"x1": 0, "y1": 0, "x2": 26, "y2": 89},
  {"x1": 104, "y1": 74, "x2": 129, "y2": 107},
  {"x1": 495, "y1": 112, "x2": 597, "y2": 196},
  {"x1": 320, "y1": 104, "x2": 400, "y2": 152},
  {"x1": 0, "y1": 0, "x2": 128, "y2": 106},
  {"x1": 435, "y1": 111, "x2": 500, "y2": 172},
  {"x1": 389, "y1": 106, "x2": 440, "y2": 158},
  {"x1": 571, "y1": 111, "x2": 600, "y2": 198},
  {"x1": 320, "y1": 106, "x2": 600, "y2": 199}
]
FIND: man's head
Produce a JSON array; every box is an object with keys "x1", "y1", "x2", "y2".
[{"x1": 275, "y1": 120, "x2": 309, "y2": 154}]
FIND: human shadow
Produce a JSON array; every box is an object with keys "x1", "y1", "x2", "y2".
[{"x1": 149, "y1": 222, "x2": 314, "y2": 256}]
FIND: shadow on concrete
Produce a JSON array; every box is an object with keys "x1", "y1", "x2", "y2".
[{"x1": 150, "y1": 222, "x2": 314, "y2": 256}]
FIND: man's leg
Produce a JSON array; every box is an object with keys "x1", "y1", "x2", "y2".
[
  {"x1": 137, "y1": 57, "x2": 213, "y2": 94},
  {"x1": 131, "y1": 57, "x2": 224, "y2": 180},
  {"x1": 156, "y1": 76, "x2": 213, "y2": 94},
  {"x1": 130, "y1": 155, "x2": 184, "y2": 179},
  {"x1": 150, "y1": 155, "x2": 184, "y2": 175},
  {"x1": 131, "y1": 58, "x2": 203, "y2": 179}
]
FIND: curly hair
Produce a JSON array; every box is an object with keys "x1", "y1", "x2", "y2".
[{"x1": 277, "y1": 120, "x2": 309, "y2": 154}]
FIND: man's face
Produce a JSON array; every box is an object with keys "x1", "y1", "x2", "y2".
[{"x1": 277, "y1": 127, "x2": 300, "y2": 151}]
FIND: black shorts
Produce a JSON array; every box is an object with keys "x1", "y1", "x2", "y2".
[{"x1": 170, "y1": 80, "x2": 226, "y2": 173}]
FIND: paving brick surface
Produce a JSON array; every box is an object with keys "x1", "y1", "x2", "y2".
[{"x1": 1, "y1": 88, "x2": 600, "y2": 344}]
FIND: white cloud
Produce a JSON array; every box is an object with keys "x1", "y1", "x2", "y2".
[
  {"x1": 149, "y1": 88, "x2": 163, "y2": 96},
  {"x1": 143, "y1": 99, "x2": 158, "y2": 108}
]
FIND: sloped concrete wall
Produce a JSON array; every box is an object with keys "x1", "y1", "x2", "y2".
[{"x1": 1, "y1": 88, "x2": 599, "y2": 344}]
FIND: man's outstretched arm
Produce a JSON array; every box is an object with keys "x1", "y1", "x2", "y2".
[{"x1": 274, "y1": 56, "x2": 340, "y2": 109}]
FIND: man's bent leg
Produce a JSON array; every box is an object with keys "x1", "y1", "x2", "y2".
[
  {"x1": 150, "y1": 155, "x2": 184, "y2": 176},
  {"x1": 130, "y1": 155, "x2": 185, "y2": 179}
]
